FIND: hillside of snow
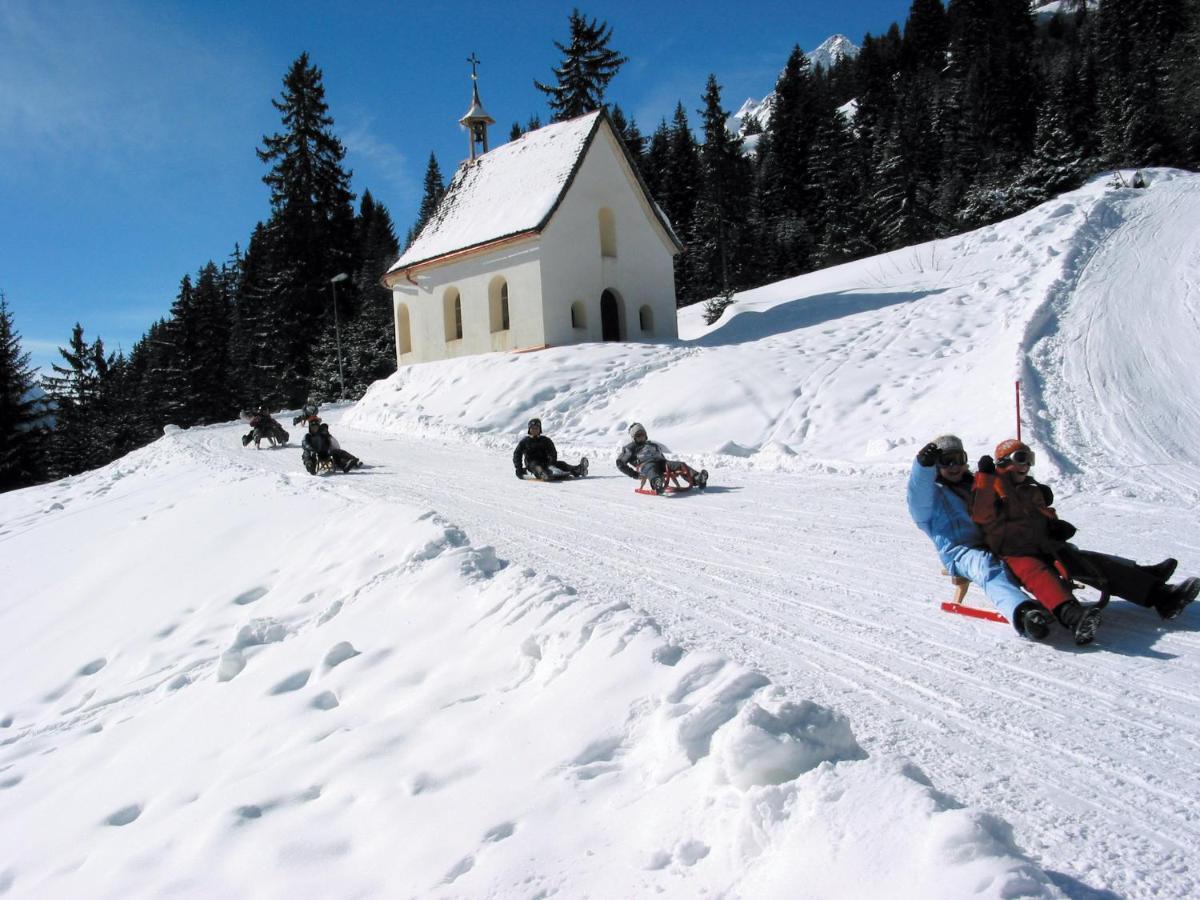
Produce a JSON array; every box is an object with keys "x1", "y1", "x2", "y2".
[{"x1": 3, "y1": 170, "x2": 1200, "y2": 898}]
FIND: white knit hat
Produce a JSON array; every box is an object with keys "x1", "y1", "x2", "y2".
[{"x1": 933, "y1": 434, "x2": 964, "y2": 453}]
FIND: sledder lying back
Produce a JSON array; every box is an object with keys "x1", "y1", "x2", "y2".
[{"x1": 616, "y1": 423, "x2": 708, "y2": 495}]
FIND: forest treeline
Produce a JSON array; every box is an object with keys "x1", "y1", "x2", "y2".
[{"x1": 2, "y1": 0, "x2": 1197, "y2": 491}]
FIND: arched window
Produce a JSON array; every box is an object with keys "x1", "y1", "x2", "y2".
[
  {"x1": 443, "y1": 288, "x2": 462, "y2": 341},
  {"x1": 396, "y1": 302, "x2": 412, "y2": 355},
  {"x1": 598, "y1": 207, "x2": 617, "y2": 258},
  {"x1": 638, "y1": 305, "x2": 654, "y2": 335},
  {"x1": 489, "y1": 278, "x2": 510, "y2": 333},
  {"x1": 571, "y1": 301, "x2": 587, "y2": 330}
]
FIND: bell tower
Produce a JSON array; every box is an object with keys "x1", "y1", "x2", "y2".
[{"x1": 459, "y1": 52, "x2": 495, "y2": 162}]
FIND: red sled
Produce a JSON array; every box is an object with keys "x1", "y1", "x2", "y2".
[
  {"x1": 939, "y1": 571, "x2": 1009, "y2": 623},
  {"x1": 634, "y1": 464, "x2": 706, "y2": 496},
  {"x1": 941, "y1": 601, "x2": 1009, "y2": 624}
]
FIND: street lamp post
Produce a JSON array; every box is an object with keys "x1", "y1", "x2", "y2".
[{"x1": 330, "y1": 273, "x2": 349, "y2": 400}]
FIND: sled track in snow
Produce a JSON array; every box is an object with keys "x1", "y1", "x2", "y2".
[{"x1": 199, "y1": 421, "x2": 1200, "y2": 898}]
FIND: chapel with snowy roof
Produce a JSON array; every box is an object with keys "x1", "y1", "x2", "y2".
[{"x1": 382, "y1": 70, "x2": 681, "y2": 366}]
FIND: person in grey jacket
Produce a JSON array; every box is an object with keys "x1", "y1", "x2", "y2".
[
  {"x1": 616, "y1": 423, "x2": 708, "y2": 494},
  {"x1": 906, "y1": 433, "x2": 1046, "y2": 638}
]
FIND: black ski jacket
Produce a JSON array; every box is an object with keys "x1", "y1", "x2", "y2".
[
  {"x1": 616, "y1": 439, "x2": 667, "y2": 478},
  {"x1": 513, "y1": 434, "x2": 558, "y2": 469},
  {"x1": 302, "y1": 432, "x2": 333, "y2": 458}
]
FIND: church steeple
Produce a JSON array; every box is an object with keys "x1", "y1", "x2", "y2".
[{"x1": 459, "y1": 52, "x2": 495, "y2": 162}]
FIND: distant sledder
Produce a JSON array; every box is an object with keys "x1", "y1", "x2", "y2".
[
  {"x1": 293, "y1": 402, "x2": 320, "y2": 427},
  {"x1": 301, "y1": 421, "x2": 362, "y2": 475},
  {"x1": 241, "y1": 406, "x2": 289, "y2": 448},
  {"x1": 513, "y1": 418, "x2": 588, "y2": 482},
  {"x1": 617, "y1": 423, "x2": 708, "y2": 495}
]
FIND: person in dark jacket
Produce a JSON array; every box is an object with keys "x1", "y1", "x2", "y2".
[
  {"x1": 616, "y1": 422, "x2": 708, "y2": 494},
  {"x1": 242, "y1": 406, "x2": 288, "y2": 448},
  {"x1": 301, "y1": 421, "x2": 361, "y2": 475},
  {"x1": 971, "y1": 438, "x2": 1198, "y2": 645},
  {"x1": 513, "y1": 418, "x2": 588, "y2": 480},
  {"x1": 293, "y1": 402, "x2": 320, "y2": 427}
]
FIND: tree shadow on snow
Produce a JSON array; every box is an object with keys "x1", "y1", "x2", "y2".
[{"x1": 691, "y1": 287, "x2": 949, "y2": 348}]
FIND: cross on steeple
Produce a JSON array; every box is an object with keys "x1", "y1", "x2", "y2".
[{"x1": 459, "y1": 51, "x2": 495, "y2": 162}]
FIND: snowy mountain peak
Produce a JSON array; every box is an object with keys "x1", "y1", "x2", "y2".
[
  {"x1": 808, "y1": 33, "x2": 859, "y2": 72},
  {"x1": 728, "y1": 34, "x2": 860, "y2": 137}
]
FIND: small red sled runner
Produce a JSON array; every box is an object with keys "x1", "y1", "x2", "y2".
[{"x1": 939, "y1": 572, "x2": 1010, "y2": 623}]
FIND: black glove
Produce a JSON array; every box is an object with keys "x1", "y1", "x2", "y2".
[
  {"x1": 515, "y1": 467, "x2": 525, "y2": 479},
  {"x1": 977, "y1": 455, "x2": 996, "y2": 475},
  {"x1": 916, "y1": 442, "x2": 940, "y2": 467},
  {"x1": 1047, "y1": 519, "x2": 1077, "y2": 541}
]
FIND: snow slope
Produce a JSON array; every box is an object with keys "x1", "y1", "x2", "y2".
[{"x1": 3, "y1": 169, "x2": 1200, "y2": 898}]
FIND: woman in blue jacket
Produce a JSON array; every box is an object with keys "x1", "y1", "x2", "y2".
[{"x1": 906, "y1": 434, "x2": 1047, "y2": 639}]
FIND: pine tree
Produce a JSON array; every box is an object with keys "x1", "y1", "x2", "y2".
[
  {"x1": 610, "y1": 104, "x2": 646, "y2": 163},
  {"x1": 42, "y1": 324, "x2": 115, "y2": 478},
  {"x1": 311, "y1": 191, "x2": 401, "y2": 400},
  {"x1": 406, "y1": 153, "x2": 446, "y2": 249},
  {"x1": 253, "y1": 52, "x2": 358, "y2": 405},
  {"x1": 900, "y1": 0, "x2": 949, "y2": 74},
  {"x1": 0, "y1": 295, "x2": 47, "y2": 490},
  {"x1": 758, "y1": 46, "x2": 819, "y2": 279},
  {"x1": 534, "y1": 9, "x2": 628, "y2": 121},
  {"x1": 687, "y1": 75, "x2": 754, "y2": 306}
]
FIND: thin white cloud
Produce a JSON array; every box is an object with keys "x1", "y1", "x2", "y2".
[
  {"x1": 342, "y1": 115, "x2": 419, "y2": 209},
  {"x1": 0, "y1": 0, "x2": 261, "y2": 166}
]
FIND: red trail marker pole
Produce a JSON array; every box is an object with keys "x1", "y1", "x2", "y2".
[{"x1": 1015, "y1": 380, "x2": 1022, "y2": 442}]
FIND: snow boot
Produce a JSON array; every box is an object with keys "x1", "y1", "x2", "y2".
[
  {"x1": 1146, "y1": 558, "x2": 1179, "y2": 583},
  {"x1": 651, "y1": 474, "x2": 667, "y2": 495},
  {"x1": 1055, "y1": 598, "x2": 1102, "y2": 646},
  {"x1": 241, "y1": 433, "x2": 252, "y2": 447},
  {"x1": 1016, "y1": 603, "x2": 1051, "y2": 641},
  {"x1": 1154, "y1": 576, "x2": 1200, "y2": 620},
  {"x1": 576, "y1": 457, "x2": 589, "y2": 478},
  {"x1": 696, "y1": 469, "x2": 709, "y2": 489}
]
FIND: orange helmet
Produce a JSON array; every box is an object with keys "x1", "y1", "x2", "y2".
[{"x1": 994, "y1": 439, "x2": 1035, "y2": 468}]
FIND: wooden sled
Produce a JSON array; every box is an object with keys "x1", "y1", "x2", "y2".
[
  {"x1": 939, "y1": 568, "x2": 1010, "y2": 623},
  {"x1": 634, "y1": 464, "x2": 704, "y2": 496}
]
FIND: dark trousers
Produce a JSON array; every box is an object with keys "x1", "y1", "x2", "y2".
[
  {"x1": 1058, "y1": 545, "x2": 1161, "y2": 607},
  {"x1": 528, "y1": 460, "x2": 577, "y2": 479}
]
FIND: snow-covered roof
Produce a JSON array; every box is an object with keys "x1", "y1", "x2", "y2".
[{"x1": 389, "y1": 111, "x2": 609, "y2": 274}]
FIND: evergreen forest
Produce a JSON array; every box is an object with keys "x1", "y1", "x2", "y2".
[{"x1": 2, "y1": 0, "x2": 1198, "y2": 491}]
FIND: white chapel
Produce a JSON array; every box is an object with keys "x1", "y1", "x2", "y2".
[{"x1": 382, "y1": 77, "x2": 682, "y2": 366}]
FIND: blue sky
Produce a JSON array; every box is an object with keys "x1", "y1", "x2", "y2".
[{"x1": 0, "y1": 0, "x2": 915, "y2": 373}]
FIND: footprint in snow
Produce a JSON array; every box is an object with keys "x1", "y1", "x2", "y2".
[
  {"x1": 269, "y1": 670, "x2": 311, "y2": 695},
  {"x1": 233, "y1": 586, "x2": 269, "y2": 607},
  {"x1": 105, "y1": 804, "x2": 142, "y2": 827}
]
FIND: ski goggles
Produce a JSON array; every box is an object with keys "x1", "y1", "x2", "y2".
[
  {"x1": 998, "y1": 449, "x2": 1035, "y2": 467},
  {"x1": 937, "y1": 450, "x2": 968, "y2": 467}
]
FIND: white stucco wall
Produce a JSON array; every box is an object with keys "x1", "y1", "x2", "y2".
[
  {"x1": 538, "y1": 124, "x2": 679, "y2": 348},
  {"x1": 391, "y1": 238, "x2": 545, "y2": 365}
]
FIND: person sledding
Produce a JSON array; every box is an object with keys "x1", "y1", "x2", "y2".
[
  {"x1": 242, "y1": 405, "x2": 288, "y2": 448},
  {"x1": 513, "y1": 418, "x2": 588, "y2": 481},
  {"x1": 970, "y1": 438, "x2": 1198, "y2": 645},
  {"x1": 301, "y1": 420, "x2": 361, "y2": 475},
  {"x1": 292, "y1": 401, "x2": 320, "y2": 427},
  {"x1": 907, "y1": 434, "x2": 1046, "y2": 638},
  {"x1": 616, "y1": 422, "x2": 708, "y2": 494}
]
